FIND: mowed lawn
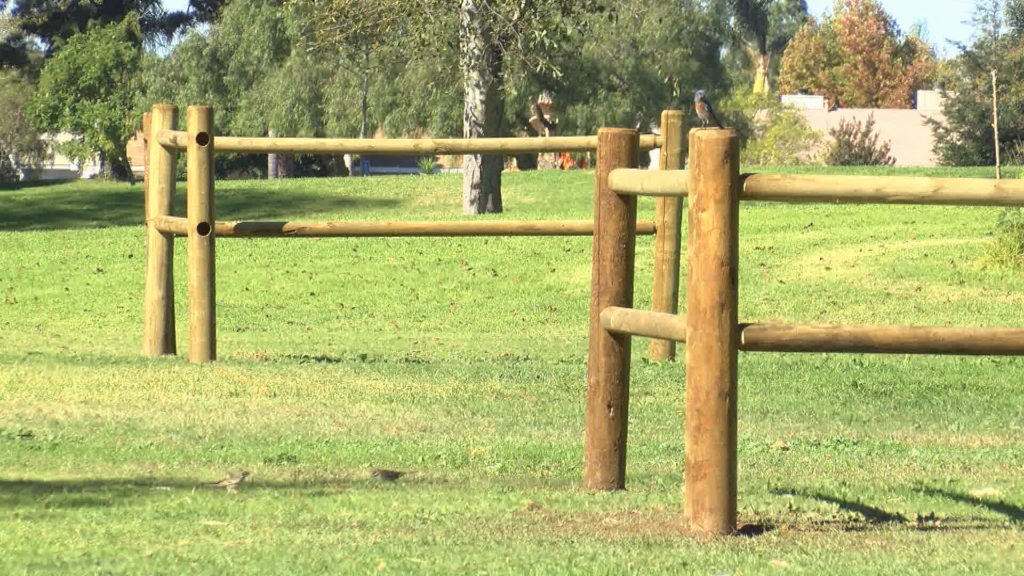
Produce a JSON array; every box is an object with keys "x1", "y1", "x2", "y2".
[{"x1": 1, "y1": 167, "x2": 1022, "y2": 574}]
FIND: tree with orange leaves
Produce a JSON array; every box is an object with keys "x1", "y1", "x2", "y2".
[{"x1": 778, "y1": 0, "x2": 936, "y2": 108}]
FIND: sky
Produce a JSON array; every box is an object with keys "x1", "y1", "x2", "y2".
[
  {"x1": 805, "y1": 0, "x2": 977, "y2": 56},
  {"x1": 161, "y1": 0, "x2": 979, "y2": 56}
]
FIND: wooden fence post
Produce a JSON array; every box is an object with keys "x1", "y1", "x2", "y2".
[
  {"x1": 142, "y1": 104, "x2": 178, "y2": 356},
  {"x1": 584, "y1": 128, "x2": 640, "y2": 490},
  {"x1": 186, "y1": 106, "x2": 216, "y2": 363},
  {"x1": 684, "y1": 128, "x2": 740, "y2": 535},
  {"x1": 142, "y1": 112, "x2": 152, "y2": 213},
  {"x1": 650, "y1": 110, "x2": 685, "y2": 361}
]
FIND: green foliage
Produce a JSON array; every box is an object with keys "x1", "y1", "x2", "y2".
[
  {"x1": 417, "y1": 156, "x2": 438, "y2": 174},
  {"x1": 0, "y1": 68, "x2": 47, "y2": 182},
  {"x1": 779, "y1": 0, "x2": 936, "y2": 108},
  {"x1": 723, "y1": 91, "x2": 821, "y2": 165},
  {"x1": 27, "y1": 18, "x2": 141, "y2": 178},
  {"x1": 982, "y1": 208, "x2": 1024, "y2": 269},
  {"x1": 724, "y1": 0, "x2": 809, "y2": 93},
  {"x1": 4, "y1": 0, "x2": 212, "y2": 57},
  {"x1": 555, "y1": 0, "x2": 728, "y2": 135},
  {"x1": 820, "y1": 114, "x2": 895, "y2": 166},
  {"x1": 931, "y1": 0, "x2": 1024, "y2": 166},
  {"x1": 142, "y1": 0, "x2": 461, "y2": 142}
]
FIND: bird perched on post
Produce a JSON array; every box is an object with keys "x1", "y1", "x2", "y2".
[
  {"x1": 210, "y1": 471, "x2": 249, "y2": 492},
  {"x1": 694, "y1": 90, "x2": 723, "y2": 129}
]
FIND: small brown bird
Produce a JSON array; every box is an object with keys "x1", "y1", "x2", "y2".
[
  {"x1": 370, "y1": 469, "x2": 404, "y2": 482},
  {"x1": 694, "y1": 90, "x2": 723, "y2": 129},
  {"x1": 210, "y1": 471, "x2": 249, "y2": 492}
]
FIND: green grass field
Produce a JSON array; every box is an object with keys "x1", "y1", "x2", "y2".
[{"x1": 1, "y1": 167, "x2": 1022, "y2": 574}]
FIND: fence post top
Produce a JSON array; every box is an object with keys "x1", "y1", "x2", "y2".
[
  {"x1": 152, "y1": 103, "x2": 177, "y2": 111},
  {"x1": 598, "y1": 127, "x2": 639, "y2": 136},
  {"x1": 688, "y1": 127, "x2": 738, "y2": 142}
]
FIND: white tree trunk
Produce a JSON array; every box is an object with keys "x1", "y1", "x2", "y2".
[{"x1": 460, "y1": 0, "x2": 503, "y2": 214}]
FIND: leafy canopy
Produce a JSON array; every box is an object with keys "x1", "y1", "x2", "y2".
[
  {"x1": 28, "y1": 18, "x2": 142, "y2": 175},
  {"x1": 778, "y1": 0, "x2": 935, "y2": 108}
]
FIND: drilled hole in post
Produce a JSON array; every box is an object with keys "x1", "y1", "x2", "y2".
[
  {"x1": 196, "y1": 222, "x2": 212, "y2": 236},
  {"x1": 195, "y1": 132, "x2": 210, "y2": 147}
]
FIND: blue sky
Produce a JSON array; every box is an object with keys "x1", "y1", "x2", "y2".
[
  {"x1": 161, "y1": 0, "x2": 979, "y2": 56},
  {"x1": 805, "y1": 0, "x2": 977, "y2": 55}
]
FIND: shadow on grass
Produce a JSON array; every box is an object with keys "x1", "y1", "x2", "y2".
[
  {"x1": 0, "y1": 180, "x2": 400, "y2": 232},
  {"x1": 772, "y1": 488, "x2": 908, "y2": 524},
  {"x1": 917, "y1": 486, "x2": 1024, "y2": 524},
  {"x1": 0, "y1": 475, "x2": 429, "y2": 508}
]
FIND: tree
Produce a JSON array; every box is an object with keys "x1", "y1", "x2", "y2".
[
  {"x1": 554, "y1": 0, "x2": 728, "y2": 137},
  {"x1": 28, "y1": 18, "x2": 141, "y2": 179},
  {"x1": 778, "y1": 0, "x2": 936, "y2": 108},
  {"x1": 309, "y1": 0, "x2": 588, "y2": 214},
  {"x1": 0, "y1": 68, "x2": 48, "y2": 182},
  {"x1": 931, "y1": 0, "x2": 1024, "y2": 166},
  {"x1": 4, "y1": 0, "x2": 220, "y2": 53},
  {"x1": 727, "y1": 0, "x2": 808, "y2": 94}
]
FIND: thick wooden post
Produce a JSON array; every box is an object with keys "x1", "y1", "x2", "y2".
[
  {"x1": 186, "y1": 106, "x2": 216, "y2": 363},
  {"x1": 141, "y1": 112, "x2": 152, "y2": 212},
  {"x1": 584, "y1": 128, "x2": 640, "y2": 490},
  {"x1": 650, "y1": 110, "x2": 685, "y2": 361},
  {"x1": 142, "y1": 105, "x2": 178, "y2": 356},
  {"x1": 684, "y1": 128, "x2": 740, "y2": 535}
]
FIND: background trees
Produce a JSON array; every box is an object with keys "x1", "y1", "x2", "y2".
[
  {"x1": 0, "y1": 68, "x2": 47, "y2": 182},
  {"x1": 725, "y1": 0, "x2": 808, "y2": 94},
  {"x1": 12, "y1": 0, "x2": 1019, "y2": 188},
  {"x1": 932, "y1": 0, "x2": 1024, "y2": 166},
  {"x1": 27, "y1": 19, "x2": 142, "y2": 179},
  {"x1": 778, "y1": 0, "x2": 935, "y2": 108}
]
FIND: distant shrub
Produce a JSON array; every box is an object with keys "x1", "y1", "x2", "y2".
[
  {"x1": 743, "y1": 106, "x2": 822, "y2": 165},
  {"x1": 418, "y1": 156, "x2": 437, "y2": 174},
  {"x1": 720, "y1": 91, "x2": 821, "y2": 166},
  {"x1": 983, "y1": 208, "x2": 1024, "y2": 270},
  {"x1": 0, "y1": 154, "x2": 19, "y2": 184},
  {"x1": 1002, "y1": 140, "x2": 1024, "y2": 166},
  {"x1": 820, "y1": 115, "x2": 895, "y2": 166}
]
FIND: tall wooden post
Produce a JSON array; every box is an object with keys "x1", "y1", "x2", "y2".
[
  {"x1": 186, "y1": 106, "x2": 216, "y2": 363},
  {"x1": 584, "y1": 128, "x2": 640, "y2": 490},
  {"x1": 684, "y1": 128, "x2": 740, "y2": 535},
  {"x1": 142, "y1": 104, "x2": 178, "y2": 356},
  {"x1": 141, "y1": 112, "x2": 152, "y2": 213},
  {"x1": 650, "y1": 110, "x2": 686, "y2": 361}
]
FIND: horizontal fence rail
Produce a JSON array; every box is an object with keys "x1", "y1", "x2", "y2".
[
  {"x1": 152, "y1": 215, "x2": 657, "y2": 238},
  {"x1": 157, "y1": 130, "x2": 662, "y2": 155},
  {"x1": 600, "y1": 306, "x2": 1024, "y2": 355},
  {"x1": 609, "y1": 169, "x2": 1024, "y2": 206},
  {"x1": 609, "y1": 169, "x2": 688, "y2": 196}
]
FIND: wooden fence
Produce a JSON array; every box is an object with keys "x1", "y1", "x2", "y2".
[
  {"x1": 586, "y1": 128, "x2": 1024, "y2": 536},
  {"x1": 141, "y1": 104, "x2": 681, "y2": 363},
  {"x1": 142, "y1": 105, "x2": 1024, "y2": 537}
]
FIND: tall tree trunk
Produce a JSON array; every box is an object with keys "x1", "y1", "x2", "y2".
[
  {"x1": 359, "y1": 44, "x2": 370, "y2": 177},
  {"x1": 752, "y1": 51, "x2": 770, "y2": 94},
  {"x1": 460, "y1": 0, "x2": 503, "y2": 214},
  {"x1": 268, "y1": 129, "x2": 283, "y2": 179}
]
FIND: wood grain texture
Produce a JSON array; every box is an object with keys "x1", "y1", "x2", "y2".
[
  {"x1": 153, "y1": 217, "x2": 656, "y2": 238},
  {"x1": 142, "y1": 105, "x2": 178, "y2": 356},
  {"x1": 685, "y1": 128, "x2": 740, "y2": 535},
  {"x1": 650, "y1": 110, "x2": 686, "y2": 361},
  {"x1": 583, "y1": 128, "x2": 639, "y2": 491},
  {"x1": 157, "y1": 130, "x2": 662, "y2": 154},
  {"x1": 186, "y1": 106, "x2": 216, "y2": 363}
]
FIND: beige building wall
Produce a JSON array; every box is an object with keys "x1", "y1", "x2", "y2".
[{"x1": 786, "y1": 90, "x2": 947, "y2": 167}]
